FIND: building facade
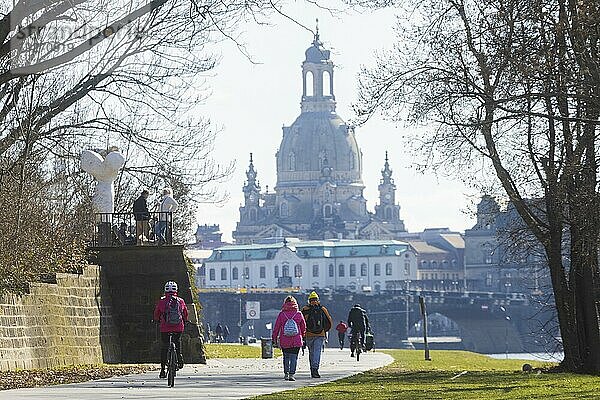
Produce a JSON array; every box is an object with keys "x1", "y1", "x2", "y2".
[
  {"x1": 464, "y1": 196, "x2": 547, "y2": 294},
  {"x1": 233, "y1": 32, "x2": 406, "y2": 244},
  {"x1": 201, "y1": 239, "x2": 417, "y2": 294},
  {"x1": 193, "y1": 224, "x2": 227, "y2": 249},
  {"x1": 399, "y1": 228, "x2": 465, "y2": 291}
]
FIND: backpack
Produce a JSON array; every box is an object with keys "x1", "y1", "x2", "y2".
[
  {"x1": 283, "y1": 313, "x2": 299, "y2": 337},
  {"x1": 305, "y1": 305, "x2": 330, "y2": 334},
  {"x1": 164, "y1": 296, "x2": 183, "y2": 325}
]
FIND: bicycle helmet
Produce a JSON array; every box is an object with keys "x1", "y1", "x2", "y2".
[{"x1": 164, "y1": 281, "x2": 178, "y2": 293}]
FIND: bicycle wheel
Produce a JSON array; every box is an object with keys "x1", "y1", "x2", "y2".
[{"x1": 167, "y1": 344, "x2": 177, "y2": 387}]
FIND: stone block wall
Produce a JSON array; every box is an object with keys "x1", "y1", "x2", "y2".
[
  {"x1": 90, "y1": 246, "x2": 205, "y2": 363},
  {"x1": 0, "y1": 266, "x2": 120, "y2": 371}
]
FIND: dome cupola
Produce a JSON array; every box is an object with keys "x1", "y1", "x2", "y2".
[{"x1": 276, "y1": 29, "x2": 363, "y2": 188}]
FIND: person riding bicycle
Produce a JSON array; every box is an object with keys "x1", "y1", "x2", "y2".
[
  {"x1": 153, "y1": 281, "x2": 188, "y2": 379},
  {"x1": 347, "y1": 304, "x2": 370, "y2": 357}
]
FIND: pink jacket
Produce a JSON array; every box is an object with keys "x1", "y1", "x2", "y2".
[
  {"x1": 153, "y1": 293, "x2": 188, "y2": 333},
  {"x1": 272, "y1": 300, "x2": 306, "y2": 349}
]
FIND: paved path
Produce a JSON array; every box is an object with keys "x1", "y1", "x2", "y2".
[{"x1": 0, "y1": 349, "x2": 393, "y2": 400}]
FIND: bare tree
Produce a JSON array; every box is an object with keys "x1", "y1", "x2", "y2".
[
  {"x1": 356, "y1": 0, "x2": 600, "y2": 373},
  {"x1": 0, "y1": 0, "x2": 285, "y2": 292}
]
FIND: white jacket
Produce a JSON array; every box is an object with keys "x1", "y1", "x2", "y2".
[{"x1": 159, "y1": 195, "x2": 179, "y2": 221}]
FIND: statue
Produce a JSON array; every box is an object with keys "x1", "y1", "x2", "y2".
[{"x1": 81, "y1": 147, "x2": 125, "y2": 218}]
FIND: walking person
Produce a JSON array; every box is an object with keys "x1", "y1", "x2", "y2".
[
  {"x1": 215, "y1": 323, "x2": 224, "y2": 343},
  {"x1": 335, "y1": 320, "x2": 348, "y2": 350},
  {"x1": 272, "y1": 296, "x2": 306, "y2": 381},
  {"x1": 301, "y1": 291, "x2": 333, "y2": 378},
  {"x1": 155, "y1": 187, "x2": 178, "y2": 244},
  {"x1": 223, "y1": 325, "x2": 230, "y2": 342},
  {"x1": 205, "y1": 322, "x2": 211, "y2": 343},
  {"x1": 133, "y1": 189, "x2": 150, "y2": 245}
]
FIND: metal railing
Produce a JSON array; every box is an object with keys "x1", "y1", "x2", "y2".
[{"x1": 91, "y1": 212, "x2": 174, "y2": 247}]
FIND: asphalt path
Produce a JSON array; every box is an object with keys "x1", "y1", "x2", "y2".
[{"x1": 0, "y1": 348, "x2": 393, "y2": 400}]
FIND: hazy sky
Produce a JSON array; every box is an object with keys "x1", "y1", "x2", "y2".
[{"x1": 197, "y1": 4, "x2": 479, "y2": 242}]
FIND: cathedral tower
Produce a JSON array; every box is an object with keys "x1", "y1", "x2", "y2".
[
  {"x1": 233, "y1": 31, "x2": 405, "y2": 244},
  {"x1": 375, "y1": 151, "x2": 399, "y2": 221}
]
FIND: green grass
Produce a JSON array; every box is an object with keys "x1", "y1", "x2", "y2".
[
  {"x1": 204, "y1": 344, "x2": 282, "y2": 359},
  {"x1": 254, "y1": 349, "x2": 600, "y2": 399}
]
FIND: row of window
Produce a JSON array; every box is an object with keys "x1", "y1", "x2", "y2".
[
  {"x1": 420, "y1": 259, "x2": 458, "y2": 268},
  {"x1": 421, "y1": 273, "x2": 460, "y2": 280},
  {"x1": 304, "y1": 69, "x2": 332, "y2": 97},
  {"x1": 208, "y1": 262, "x2": 410, "y2": 281},
  {"x1": 287, "y1": 151, "x2": 356, "y2": 171}
]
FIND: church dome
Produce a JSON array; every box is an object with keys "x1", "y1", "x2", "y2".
[
  {"x1": 305, "y1": 39, "x2": 330, "y2": 63},
  {"x1": 276, "y1": 112, "x2": 362, "y2": 187},
  {"x1": 276, "y1": 33, "x2": 363, "y2": 188}
]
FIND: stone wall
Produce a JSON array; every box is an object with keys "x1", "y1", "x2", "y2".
[
  {"x1": 0, "y1": 266, "x2": 120, "y2": 371},
  {"x1": 90, "y1": 246, "x2": 205, "y2": 364}
]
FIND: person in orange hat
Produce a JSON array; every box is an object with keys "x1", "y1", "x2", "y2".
[{"x1": 301, "y1": 291, "x2": 332, "y2": 378}]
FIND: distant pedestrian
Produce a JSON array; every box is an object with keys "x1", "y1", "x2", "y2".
[
  {"x1": 335, "y1": 320, "x2": 348, "y2": 350},
  {"x1": 155, "y1": 187, "x2": 178, "y2": 244},
  {"x1": 301, "y1": 291, "x2": 333, "y2": 378},
  {"x1": 272, "y1": 296, "x2": 306, "y2": 381},
  {"x1": 215, "y1": 323, "x2": 224, "y2": 343},
  {"x1": 205, "y1": 322, "x2": 211, "y2": 343},
  {"x1": 223, "y1": 325, "x2": 230, "y2": 342},
  {"x1": 133, "y1": 189, "x2": 150, "y2": 245}
]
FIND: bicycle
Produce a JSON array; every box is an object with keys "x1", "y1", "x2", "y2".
[
  {"x1": 166, "y1": 332, "x2": 178, "y2": 387},
  {"x1": 350, "y1": 331, "x2": 363, "y2": 361}
]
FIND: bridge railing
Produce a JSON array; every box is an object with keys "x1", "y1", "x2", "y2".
[{"x1": 91, "y1": 212, "x2": 175, "y2": 247}]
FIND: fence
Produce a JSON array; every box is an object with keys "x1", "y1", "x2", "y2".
[{"x1": 92, "y1": 212, "x2": 174, "y2": 247}]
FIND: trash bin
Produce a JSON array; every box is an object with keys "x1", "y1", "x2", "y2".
[{"x1": 260, "y1": 337, "x2": 273, "y2": 359}]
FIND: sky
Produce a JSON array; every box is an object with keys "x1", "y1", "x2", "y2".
[{"x1": 196, "y1": 4, "x2": 479, "y2": 242}]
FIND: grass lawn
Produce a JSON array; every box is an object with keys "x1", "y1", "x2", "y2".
[
  {"x1": 204, "y1": 344, "x2": 282, "y2": 359},
  {"x1": 254, "y1": 349, "x2": 600, "y2": 399}
]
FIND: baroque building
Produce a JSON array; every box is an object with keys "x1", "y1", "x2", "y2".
[
  {"x1": 233, "y1": 32, "x2": 406, "y2": 244},
  {"x1": 202, "y1": 239, "x2": 417, "y2": 293},
  {"x1": 464, "y1": 196, "x2": 549, "y2": 294}
]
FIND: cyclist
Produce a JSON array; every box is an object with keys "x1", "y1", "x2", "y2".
[
  {"x1": 153, "y1": 281, "x2": 188, "y2": 379},
  {"x1": 347, "y1": 304, "x2": 370, "y2": 357}
]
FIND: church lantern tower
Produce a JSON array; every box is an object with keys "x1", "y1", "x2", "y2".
[{"x1": 375, "y1": 151, "x2": 402, "y2": 223}]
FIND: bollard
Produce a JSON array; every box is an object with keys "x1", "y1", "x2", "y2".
[{"x1": 261, "y1": 337, "x2": 273, "y2": 359}]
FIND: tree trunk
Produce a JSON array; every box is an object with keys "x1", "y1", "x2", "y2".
[
  {"x1": 546, "y1": 238, "x2": 579, "y2": 370},
  {"x1": 569, "y1": 121, "x2": 600, "y2": 372}
]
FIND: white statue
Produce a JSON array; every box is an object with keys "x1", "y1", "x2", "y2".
[{"x1": 81, "y1": 148, "x2": 126, "y2": 217}]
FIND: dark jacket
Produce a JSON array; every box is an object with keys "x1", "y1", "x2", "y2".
[
  {"x1": 347, "y1": 306, "x2": 370, "y2": 332},
  {"x1": 133, "y1": 195, "x2": 150, "y2": 221}
]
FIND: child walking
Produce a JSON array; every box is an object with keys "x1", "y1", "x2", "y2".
[{"x1": 272, "y1": 296, "x2": 306, "y2": 381}]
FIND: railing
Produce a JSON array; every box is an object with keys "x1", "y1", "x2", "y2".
[
  {"x1": 197, "y1": 287, "x2": 304, "y2": 294},
  {"x1": 92, "y1": 212, "x2": 174, "y2": 247}
]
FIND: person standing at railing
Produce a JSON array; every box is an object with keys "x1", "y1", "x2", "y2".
[
  {"x1": 133, "y1": 189, "x2": 150, "y2": 245},
  {"x1": 156, "y1": 188, "x2": 178, "y2": 244}
]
